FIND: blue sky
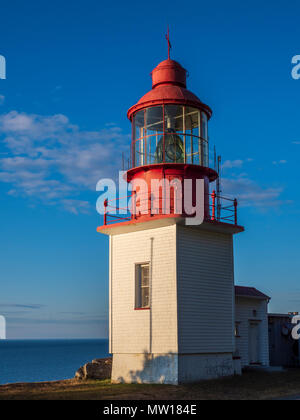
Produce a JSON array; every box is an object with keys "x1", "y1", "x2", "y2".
[{"x1": 0, "y1": 0, "x2": 299, "y2": 338}]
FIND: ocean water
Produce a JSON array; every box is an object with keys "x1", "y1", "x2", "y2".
[{"x1": 0, "y1": 339, "x2": 109, "y2": 385}]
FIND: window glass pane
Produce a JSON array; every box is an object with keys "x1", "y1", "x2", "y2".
[
  {"x1": 185, "y1": 135, "x2": 192, "y2": 164},
  {"x1": 141, "y1": 287, "x2": 149, "y2": 308},
  {"x1": 145, "y1": 106, "x2": 163, "y2": 133},
  {"x1": 133, "y1": 107, "x2": 163, "y2": 166},
  {"x1": 203, "y1": 139, "x2": 209, "y2": 167},
  {"x1": 156, "y1": 105, "x2": 184, "y2": 164},
  {"x1": 135, "y1": 139, "x2": 144, "y2": 167},
  {"x1": 164, "y1": 105, "x2": 184, "y2": 132},
  {"x1": 192, "y1": 136, "x2": 200, "y2": 165},
  {"x1": 134, "y1": 110, "x2": 145, "y2": 140},
  {"x1": 141, "y1": 265, "x2": 149, "y2": 287},
  {"x1": 148, "y1": 134, "x2": 159, "y2": 164},
  {"x1": 185, "y1": 107, "x2": 200, "y2": 131},
  {"x1": 201, "y1": 112, "x2": 208, "y2": 140}
]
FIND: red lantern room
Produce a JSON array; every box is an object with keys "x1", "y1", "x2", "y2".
[
  {"x1": 99, "y1": 41, "x2": 241, "y2": 229},
  {"x1": 127, "y1": 58, "x2": 213, "y2": 168},
  {"x1": 125, "y1": 56, "x2": 218, "y2": 222}
]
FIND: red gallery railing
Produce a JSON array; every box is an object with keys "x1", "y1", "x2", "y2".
[
  {"x1": 103, "y1": 191, "x2": 238, "y2": 226},
  {"x1": 210, "y1": 190, "x2": 238, "y2": 225}
]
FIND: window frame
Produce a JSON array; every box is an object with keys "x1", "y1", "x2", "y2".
[{"x1": 135, "y1": 262, "x2": 151, "y2": 310}]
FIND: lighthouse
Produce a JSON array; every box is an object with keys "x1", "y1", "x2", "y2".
[{"x1": 98, "y1": 46, "x2": 244, "y2": 384}]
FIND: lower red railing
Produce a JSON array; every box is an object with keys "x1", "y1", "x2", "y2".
[{"x1": 103, "y1": 191, "x2": 238, "y2": 226}]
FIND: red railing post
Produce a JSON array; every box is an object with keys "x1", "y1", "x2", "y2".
[
  {"x1": 212, "y1": 190, "x2": 216, "y2": 221},
  {"x1": 234, "y1": 198, "x2": 238, "y2": 225},
  {"x1": 104, "y1": 199, "x2": 108, "y2": 225},
  {"x1": 132, "y1": 190, "x2": 137, "y2": 220}
]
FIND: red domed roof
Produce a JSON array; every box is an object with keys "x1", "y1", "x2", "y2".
[
  {"x1": 127, "y1": 59, "x2": 212, "y2": 120},
  {"x1": 151, "y1": 59, "x2": 187, "y2": 88}
]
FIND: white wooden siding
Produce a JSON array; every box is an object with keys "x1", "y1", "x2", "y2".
[
  {"x1": 110, "y1": 225, "x2": 178, "y2": 354},
  {"x1": 177, "y1": 225, "x2": 235, "y2": 354}
]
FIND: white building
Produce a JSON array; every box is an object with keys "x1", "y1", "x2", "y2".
[{"x1": 235, "y1": 286, "x2": 270, "y2": 368}]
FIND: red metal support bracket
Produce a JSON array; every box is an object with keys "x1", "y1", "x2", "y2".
[
  {"x1": 104, "y1": 199, "x2": 108, "y2": 226},
  {"x1": 212, "y1": 190, "x2": 216, "y2": 221},
  {"x1": 234, "y1": 198, "x2": 238, "y2": 225}
]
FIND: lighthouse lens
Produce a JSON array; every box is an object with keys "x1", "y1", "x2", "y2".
[{"x1": 155, "y1": 129, "x2": 184, "y2": 163}]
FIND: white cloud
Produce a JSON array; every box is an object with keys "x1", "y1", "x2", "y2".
[
  {"x1": 61, "y1": 199, "x2": 91, "y2": 215},
  {"x1": 0, "y1": 95, "x2": 4, "y2": 105},
  {"x1": 218, "y1": 157, "x2": 285, "y2": 208},
  {"x1": 272, "y1": 160, "x2": 287, "y2": 165},
  {"x1": 221, "y1": 175, "x2": 285, "y2": 208},
  {"x1": 222, "y1": 159, "x2": 244, "y2": 169},
  {"x1": 0, "y1": 111, "x2": 130, "y2": 213},
  {"x1": 1, "y1": 112, "x2": 34, "y2": 131}
]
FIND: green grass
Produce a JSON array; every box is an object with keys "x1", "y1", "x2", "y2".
[{"x1": 0, "y1": 369, "x2": 300, "y2": 400}]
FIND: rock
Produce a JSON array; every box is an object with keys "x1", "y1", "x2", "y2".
[
  {"x1": 92, "y1": 358, "x2": 111, "y2": 365},
  {"x1": 75, "y1": 357, "x2": 112, "y2": 380},
  {"x1": 75, "y1": 366, "x2": 85, "y2": 380}
]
